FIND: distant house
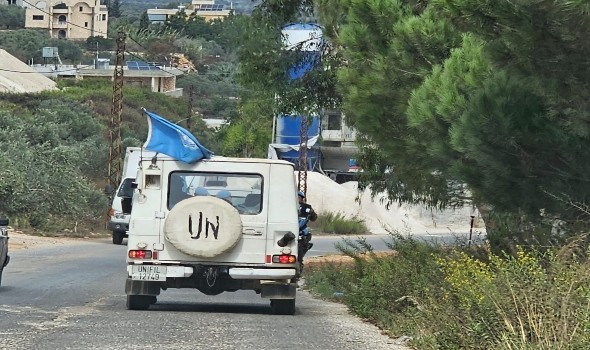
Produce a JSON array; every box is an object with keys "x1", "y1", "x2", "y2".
[
  {"x1": 79, "y1": 61, "x2": 185, "y2": 97},
  {"x1": 147, "y1": 0, "x2": 231, "y2": 24},
  {"x1": 0, "y1": 49, "x2": 57, "y2": 93},
  {"x1": 24, "y1": 0, "x2": 108, "y2": 40}
]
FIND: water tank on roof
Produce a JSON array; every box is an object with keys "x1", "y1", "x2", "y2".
[
  {"x1": 282, "y1": 23, "x2": 323, "y2": 80},
  {"x1": 275, "y1": 115, "x2": 320, "y2": 171},
  {"x1": 42, "y1": 47, "x2": 59, "y2": 58},
  {"x1": 276, "y1": 115, "x2": 320, "y2": 145},
  {"x1": 95, "y1": 58, "x2": 109, "y2": 69}
]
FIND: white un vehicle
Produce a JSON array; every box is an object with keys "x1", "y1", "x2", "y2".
[{"x1": 125, "y1": 152, "x2": 300, "y2": 315}]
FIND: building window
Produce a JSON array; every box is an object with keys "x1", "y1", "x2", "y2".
[
  {"x1": 58, "y1": 14, "x2": 66, "y2": 22},
  {"x1": 79, "y1": 6, "x2": 83, "y2": 11},
  {"x1": 32, "y1": 15, "x2": 44, "y2": 20},
  {"x1": 326, "y1": 112, "x2": 342, "y2": 130},
  {"x1": 8, "y1": 0, "x2": 16, "y2": 4},
  {"x1": 102, "y1": 14, "x2": 106, "y2": 21},
  {"x1": 84, "y1": 21, "x2": 88, "y2": 27}
]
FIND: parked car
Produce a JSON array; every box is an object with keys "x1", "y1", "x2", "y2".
[{"x1": 0, "y1": 218, "x2": 9, "y2": 287}]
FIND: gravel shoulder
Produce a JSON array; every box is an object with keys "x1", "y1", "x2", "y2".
[{"x1": 6, "y1": 229, "x2": 107, "y2": 251}]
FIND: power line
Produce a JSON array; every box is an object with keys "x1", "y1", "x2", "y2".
[{"x1": 0, "y1": 64, "x2": 95, "y2": 74}]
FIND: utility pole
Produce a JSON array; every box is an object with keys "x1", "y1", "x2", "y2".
[
  {"x1": 107, "y1": 31, "x2": 126, "y2": 199},
  {"x1": 95, "y1": 41, "x2": 99, "y2": 69},
  {"x1": 186, "y1": 84, "x2": 195, "y2": 131},
  {"x1": 297, "y1": 116, "x2": 309, "y2": 196}
]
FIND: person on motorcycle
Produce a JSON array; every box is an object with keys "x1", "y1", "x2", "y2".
[
  {"x1": 297, "y1": 191, "x2": 317, "y2": 256},
  {"x1": 298, "y1": 191, "x2": 317, "y2": 222}
]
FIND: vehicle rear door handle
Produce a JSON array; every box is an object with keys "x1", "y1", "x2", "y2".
[{"x1": 242, "y1": 228, "x2": 262, "y2": 235}]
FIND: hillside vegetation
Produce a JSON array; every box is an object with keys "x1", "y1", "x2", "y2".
[{"x1": 0, "y1": 80, "x2": 216, "y2": 231}]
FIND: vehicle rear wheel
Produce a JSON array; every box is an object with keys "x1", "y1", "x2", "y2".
[
  {"x1": 270, "y1": 299, "x2": 295, "y2": 315},
  {"x1": 126, "y1": 295, "x2": 153, "y2": 310},
  {"x1": 112, "y1": 231, "x2": 124, "y2": 245}
]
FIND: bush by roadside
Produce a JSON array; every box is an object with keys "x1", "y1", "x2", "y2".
[
  {"x1": 304, "y1": 234, "x2": 590, "y2": 349},
  {"x1": 311, "y1": 212, "x2": 368, "y2": 235}
]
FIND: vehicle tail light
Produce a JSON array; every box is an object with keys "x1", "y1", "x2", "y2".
[
  {"x1": 128, "y1": 250, "x2": 152, "y2": 259},
  {"x1": 152, "y1": 251, "x2": 159, "y2": 260},
  {"x1": 272, "y1": 254, "x2": 297, "y2": 264}
]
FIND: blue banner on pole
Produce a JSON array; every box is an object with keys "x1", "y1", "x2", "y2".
[{"x1": 142, "y1": 109, "x2": 213, "y2": 163}]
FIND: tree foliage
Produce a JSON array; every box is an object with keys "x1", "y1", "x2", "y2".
[
  {"x1": 0, "y1": 4, "x2": 25, "y2": 29},
  {"x1": 0, "y1": 29, "x2": 83, "y2": 63},
  {"x1": 0, "y1": 98, "x2": 106, "y2": 228},
  {"x1": 107, "y1": 0, "x2": 122, "y2": 18},
  {"x1": 243, "y1": 0, "x2": 590, "y2": 241}
]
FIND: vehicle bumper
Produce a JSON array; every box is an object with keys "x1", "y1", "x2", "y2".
[
  {"x1": 107, "y1": 219, "x2": 129, "y2": 232},
  {"x1": 228, "y1": 268, "x2": 296, "y2": 280},
  {"x1": 126, "y1": 265, "x2": 296, "y2": 280}
]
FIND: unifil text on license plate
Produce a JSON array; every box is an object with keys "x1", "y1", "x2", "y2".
[{"x1": 132, "y1": 265, "x2": 167, "y2": 281}]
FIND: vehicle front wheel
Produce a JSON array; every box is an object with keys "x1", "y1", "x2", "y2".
[
  {"x1": 126, "y1": 295, "x2": 154, "y2": 310},
  {"x1": 112, "y1": 231, "x2": 125, "y2": 245},
  {"x1": 270, "y1": 299, "x2": 295, "y2": 315}
]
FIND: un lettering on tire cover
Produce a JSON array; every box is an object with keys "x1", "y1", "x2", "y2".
[{"x1": 164, "y1": 196, "x2": 243, "y2": 258}]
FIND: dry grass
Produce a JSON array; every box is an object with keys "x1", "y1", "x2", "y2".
[{"x1": 305, "y1": 251, "x2": 398, "y2": 269}]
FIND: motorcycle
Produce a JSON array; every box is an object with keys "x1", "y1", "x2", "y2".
[{"x1": 298, "y1": 216, "x2": 313, "y2": 262}]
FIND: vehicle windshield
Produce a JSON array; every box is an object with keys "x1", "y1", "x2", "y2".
[
  {"x1": 168, "y1": 171, "x2": 263, "y2": 215},
  {"x1": 117, "y1": 178, "x2": 135, "y2": 198}
]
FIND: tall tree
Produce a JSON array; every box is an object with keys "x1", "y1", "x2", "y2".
[
  {"x1": 241, "y1": 0, "x2": 590, "y2": 243},
  {"x1": 139, "y1": 11, "x2": 150, "y2": 31},
  {"x1": 0, "y1": 4, "x2": 25, "y2": 29},
  {"x1": 108, "y1": 0, "x2": 122, "y2": 18}
]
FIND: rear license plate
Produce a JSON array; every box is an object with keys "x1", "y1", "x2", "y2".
[{"x1": 131, "y1": 265, "x2": 167, "y2": 281}]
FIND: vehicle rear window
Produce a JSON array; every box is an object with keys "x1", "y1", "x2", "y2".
[{"x1": 168, "y1": 172, "x2": 263, "y2": 215}]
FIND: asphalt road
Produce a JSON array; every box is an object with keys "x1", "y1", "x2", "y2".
[
  {"x1": 0, "y1": 238, "x2": 408, "y2": 350},
  {"x1": 309, "y1": 230, "x2": 487, "y2": 257}
]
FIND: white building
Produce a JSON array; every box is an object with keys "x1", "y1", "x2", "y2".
[{"x1": 147, "y1": 0, "x2": 231, "y2": 24}]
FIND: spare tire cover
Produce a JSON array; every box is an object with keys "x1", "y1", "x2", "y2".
[{"x1": 164, "y1": 196, "x2": 243, "y2": 258}]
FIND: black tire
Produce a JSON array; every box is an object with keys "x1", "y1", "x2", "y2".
[
  {"x1": 112, "y1": 231, "x2": 124, "y2": 245},
  {"x1": 271, "y1": 299, "x2": 296, "y2": 315},
  {"x1": 126, "y1": 295, "x2": 153, "y2": 310},
  {"x1": 0, "y1": 268, "x2": 3, "y2": 287}
]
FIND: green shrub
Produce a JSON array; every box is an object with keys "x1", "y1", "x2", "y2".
[
  {"x1": 312, "y1": 212, "x2": 368, "y2": 235},
  {"x1": 305, "y1": 235, "x2": 590, "y2": 349}
]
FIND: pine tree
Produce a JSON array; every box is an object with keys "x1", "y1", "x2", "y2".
[
  {"x1": 108, "y1": 0, "x2": 121, "y2": 18},
  {"x1": 139, "y1": 11, "x2": 149, "y2": 31}
]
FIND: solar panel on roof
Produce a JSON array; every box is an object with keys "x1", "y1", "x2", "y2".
[
  {"x1": 126, "y1": 61, "x2": 139, "y2": 70},
  {"x1": 198, "y1": 4, "x2": 223, "y2": 11},
  {"x1": 126, "y1": 61, "x2": 160, "y2": 71}
]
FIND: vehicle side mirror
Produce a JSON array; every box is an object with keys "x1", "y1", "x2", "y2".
[
  {"x1": 0, "y1": 218, "x2": 9, "y2": 226},
  {"x1": 131, "y1": 182, "x2": 138, "y2": 189},
  {"x1": 104, "y1": 184, "x2": 115, "y2": 196}
]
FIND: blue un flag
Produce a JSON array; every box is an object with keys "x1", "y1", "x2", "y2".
[{"x1": 142, "y1": 109, "x2": 213, "y2": 163}]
